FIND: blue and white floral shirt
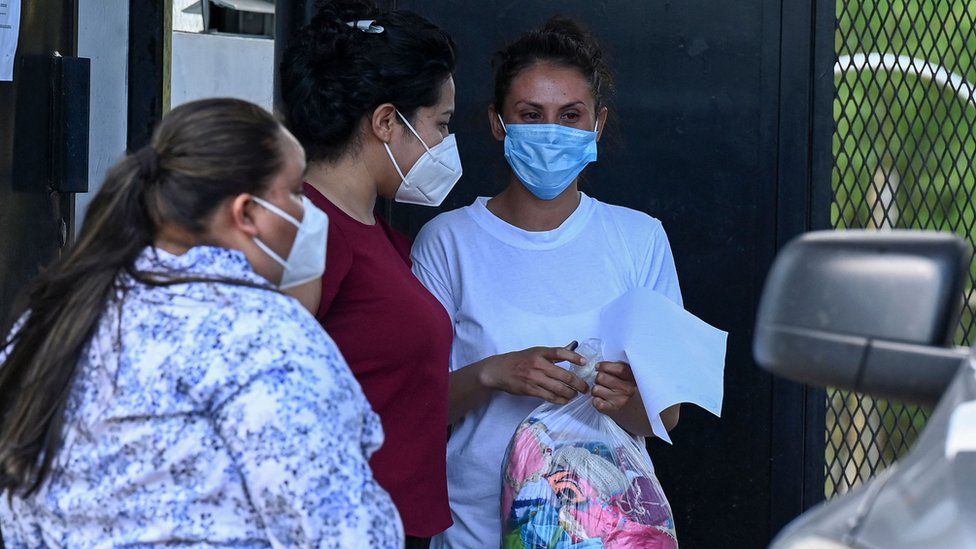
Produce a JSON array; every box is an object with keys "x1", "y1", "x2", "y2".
[{"x1": 0, "y1": 246, "x2": 403, "y2": 548}]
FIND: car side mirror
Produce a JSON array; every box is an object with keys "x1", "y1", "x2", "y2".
[{"x1": 754, "y1": 230, "x2": 971, "y2": 406}]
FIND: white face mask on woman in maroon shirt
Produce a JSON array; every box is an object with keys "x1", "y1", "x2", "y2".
[
  {"x1": 383, "y1": 110, "x2": 463, "y2": 208},
  {"x1": 251, "y1": 195, "x2": 329, "y2": 289}
]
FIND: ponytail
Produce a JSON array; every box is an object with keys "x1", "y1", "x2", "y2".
[
  {"x1": 0, "y1": 150, "x2": 153, "y2": 496},
  {"x1": 0, "y1": 98, "x2": 285, "y2": 496}
]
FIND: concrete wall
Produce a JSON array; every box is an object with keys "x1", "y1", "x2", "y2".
[
  {"x1": 173, "y1": 0, "x2": 205, "y2": 33},
  {"x1": 76, "y1": 0, "x2": 129, "y2": 234},
  {"x1": 74, "y1": 15, "x2": 275, "y2": 232},
  {"x1": 171, "y1": 31, "x2": 274, "y2": 111}
]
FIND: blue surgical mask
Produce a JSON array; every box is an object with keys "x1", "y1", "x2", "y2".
[{"x1": 498, "y1": 114, "x2": 599, "y2": 200}]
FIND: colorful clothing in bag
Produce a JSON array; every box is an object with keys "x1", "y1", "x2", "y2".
[
  {"x1": 501, "y1": 341, "x2": 678, "y2": 549},
  {"x1": 503, "y1": 420, "x2": 677, "y2": 549}
]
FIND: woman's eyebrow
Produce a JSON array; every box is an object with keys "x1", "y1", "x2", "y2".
[{"x1": 514, "y1": 100, "x2": 587, "y2": 110}]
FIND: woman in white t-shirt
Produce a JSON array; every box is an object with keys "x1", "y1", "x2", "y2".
[{"x1": 411, "y1": 17, "x2": 683, "y2": 548}]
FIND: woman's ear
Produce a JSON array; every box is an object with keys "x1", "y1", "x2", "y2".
[
  {"x1": 596, "y1": 106, "x2": 609, "y2": 141},
  {"x1": 489, "y1": 105, "x2": 506, "y2": 142},
  {"x1": 229, "y1": 194, "x2": 261, "y2": 238},
  {"x1": 370, "y1": 103, "x2": 399, "y2": 143}
]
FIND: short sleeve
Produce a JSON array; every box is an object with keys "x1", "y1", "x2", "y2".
[
  {"x1": 639, "y1": 222, "x2": 683, "y2": 307},
  {"x1": 317, "y1": 222, "x2": 354, "y2": 319},
  {"x1": 410, "y1": 221, "x2": 458, "y2": 325}
]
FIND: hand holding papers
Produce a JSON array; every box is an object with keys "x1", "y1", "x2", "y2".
[{"x1": 598, "y1": 288, "x2": 728, "y2": 443}]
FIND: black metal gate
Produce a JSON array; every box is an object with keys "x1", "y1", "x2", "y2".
[
  {"x1": 827, "y1": 0, "x2": 976, "y2": 498},
  {"x1": 0, "y1": 1, "x2": 85, "y2": 326}
]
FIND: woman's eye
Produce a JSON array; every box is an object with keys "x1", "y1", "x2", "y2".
[
  {"x1": 563, "y1": 112, "x2": 580, "y2": 121},
  {"x1": 523, "y1": 112, "x2": 541, "y2": 121}
]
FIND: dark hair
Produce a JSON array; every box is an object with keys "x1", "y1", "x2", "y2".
[
  {"x1": 0, "y1": 98, "x2": 286, "y2": 496},
  {"x1": 279, "y1": 0, "x2": 457, "y2": 163},
  {"x1": 493, "y1": 16, "x2": 614, "y2": 111}
]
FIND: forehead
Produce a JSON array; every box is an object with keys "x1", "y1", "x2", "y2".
[
  {"x1": 413, "y1": 76, "x2": 456, "y2": 121},
  {"x1": 507, "y1": 62, "x2": 594, "y2": 106},
  {"x1": 438, "y1": 75, "x2": 456, "y2": 105},
  {"x1": 425, "y1": 76, "x2": 456, "y2": 112}
]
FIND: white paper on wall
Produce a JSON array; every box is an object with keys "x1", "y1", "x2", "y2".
[{"x1": 0, "y1": 0, "x2": 22, "y2": 81}]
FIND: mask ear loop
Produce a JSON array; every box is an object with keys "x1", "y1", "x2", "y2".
[
  {"x1": 251, "y1": 195, "x2": 302, "y2": 228},
  {"x1": 383, "y1": 142, "x2": 408, "y2": 183},
  {"x1": 389, "y1": 110, "x2": 453, "y2": 171},
  {"x1": 252, "y1": 237, "x2": 289, "y2": 269},
  {"x1": 250, "y1": 195, "x2": 302, "y2": 269},
  {"x1": 396, "y1": 111, "x2": 433, "y2": 154}
]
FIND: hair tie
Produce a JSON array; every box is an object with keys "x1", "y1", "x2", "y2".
[
  {"x1": 345, "y1": 20, "x2": 384, "y2": 34},
  {"x1": 133, "y1": 146, "x2": 160, "y2": 183}
]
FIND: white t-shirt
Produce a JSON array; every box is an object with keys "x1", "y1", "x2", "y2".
[{"x1": 411, "y1": 193, "x2": 682, "y2": 548}]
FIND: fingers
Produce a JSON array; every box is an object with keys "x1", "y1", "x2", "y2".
[
  {"x1": 527, "y1": 384, "x2": 573, "y2": 405},
  {"x1": 597, "y1": 361, "x2": 634, "y2": 381},
  {"x1": 499, "y1": 346, "x2": 596, "y2": 403},
  {"x1": 594, "y1": 371, "x2": 635, "y2": 395},
  {"x1": 530, "y1": 347, "x2": 588, "y2": 393},
  {"x1": 543, "y1": 366, "x2": 588, "y2": 394},
  {"x1": 591, "y1": 384, "x2": 629, "y2": 409},
  {"x1": 541, "y1": 347, "x2": 586, "y2": 366},
  {"x1": 592, "y1": 396, "x2": 615, "y2": 413},
  {"x1": 592, "y1": 363, "x2": 638, "y2": 413},
  {"x1": 534, "y1": 373, "x2": 580, "y2": 402}
]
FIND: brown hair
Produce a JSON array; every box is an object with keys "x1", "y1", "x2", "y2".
[
  {"x1": 0, "y1": 98, "x2": 286, "y2": 496},
  {"x1": 493, "y1": 16, "x2": 615, "y2": 111}
]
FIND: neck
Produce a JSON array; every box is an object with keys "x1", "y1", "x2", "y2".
[
  {"x1": 488, "y1": 176, "x2": 581, "y2": 231},
  {"x1": 304, "y1": 156, "x2": 379, "y2": 225},
  {"x1": 154, "y1": 224, "x2": 201, "y2": 256}
]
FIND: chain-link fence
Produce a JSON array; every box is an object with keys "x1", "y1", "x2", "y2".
[{"x1": 828, "y1": 0, "x2": 976, "y2": 497}]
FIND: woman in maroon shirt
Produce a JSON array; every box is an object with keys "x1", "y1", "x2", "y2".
[{"x1": 277, "y1": 0, "x2": 460, "y2": 546}]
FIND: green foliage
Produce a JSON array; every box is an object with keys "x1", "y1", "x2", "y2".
[
  {"x1": 827, "y1": 0, "x2": 975, "y2": 498},
  {"x1": 833, "y1": 0, "x2": 976, "y2": 344}
]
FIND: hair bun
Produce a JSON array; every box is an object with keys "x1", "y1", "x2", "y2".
[
  {"x1": 313, "y1": 0, "x2": 379, "y2": 25},
  {"x1": 278, "y1": 1, "x2": 457, "y2": 164},
  {"x1": 541, "y1": 16, "x2": 593, "y2": 46},
  {"x1": 492, "y1": 16, "x2": 614, "y2": 110}
]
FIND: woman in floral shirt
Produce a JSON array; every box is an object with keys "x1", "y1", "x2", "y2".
[{"x1": 0, "y1": 98, "x2": 402, "y2": 547}]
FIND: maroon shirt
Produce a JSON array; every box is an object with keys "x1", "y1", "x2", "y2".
[{"x1": 304, "y1": 183, "x2": 453, "y2": 537}]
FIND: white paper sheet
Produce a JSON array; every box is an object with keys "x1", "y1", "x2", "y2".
[
  {"x1": 597, "y1": 288, "x2": 728, "y2": 443},
  {"x1": 0, "y1": 0, "x2": 22, "y2": 81}
]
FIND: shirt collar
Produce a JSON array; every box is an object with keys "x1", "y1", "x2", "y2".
[{"x1": 133, "y1": 246, "x2": 270, "y2": 287}]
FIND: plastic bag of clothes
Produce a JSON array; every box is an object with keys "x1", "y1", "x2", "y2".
[{"x1": 501, "y1": 339, "x2": 678, "y2": 549}]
